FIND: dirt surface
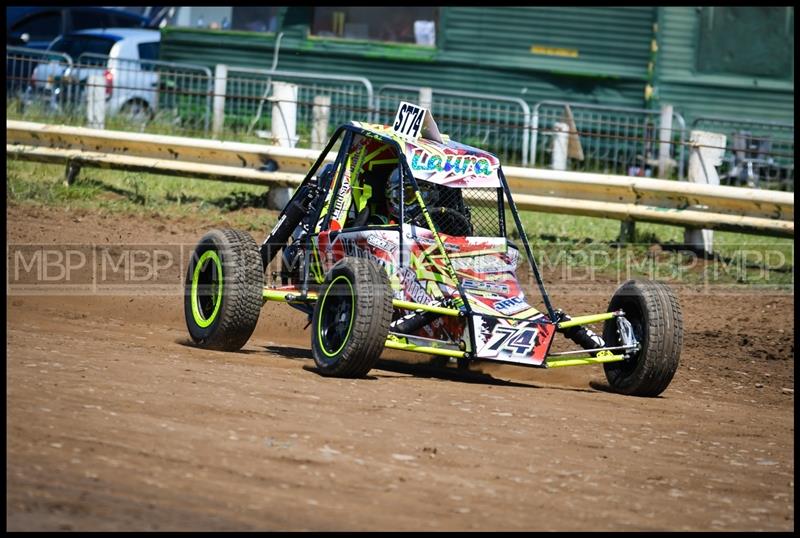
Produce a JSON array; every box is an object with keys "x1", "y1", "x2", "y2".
[{"x1": 6, "y1": 204, "x2": 795, "y2": 531}]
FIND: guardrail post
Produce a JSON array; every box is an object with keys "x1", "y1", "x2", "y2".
[
  {"x1": 618, "y1": 219, "x2": 636, "y2": 244},
  {"x1": 267, "y1": 81, "x2": 298, "y2": 209},
  {"x1": 684, "y1": 130, "x2": 727, "y2": 255},
  {"x1": 311, "y1": 95, "x2": 331, "y2": 151},
  {"x1": 64, "y1": 160, "x2": 81, "y2": 187},
  {"x1": 212, "y1": 64, "x2": 227, "y2": 139},
  {"x1": 86, "y1": 74, "x2": 106, "y2": 130}
]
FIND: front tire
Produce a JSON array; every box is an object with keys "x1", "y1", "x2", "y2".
[
  {"x1": 311, "y1": 258, "x2": 393, "y2": 377},
  {"x1": 184, "y1": 229, "x2": 263, "y2": 351},
  {"x1": 602, "y1": 280, "x2": 682, "y2": 397}
]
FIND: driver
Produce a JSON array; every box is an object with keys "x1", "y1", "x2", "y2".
[
  {"x1": 386, "y1": 168, "x2": 473, "y2": 236},
  {"x1": 385, "y1": 168, "x2": 439, "y2": 225}
]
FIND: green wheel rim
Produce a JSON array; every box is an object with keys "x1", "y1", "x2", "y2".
[
  {"x1": 317, "y1": 275, "x2": 355, "y2": 358},
  {"x1": 191, "y1": 250, "x2": 223, "y2": 328}
]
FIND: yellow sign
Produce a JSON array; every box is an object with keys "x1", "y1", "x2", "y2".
[{"x1": 530, "y1": 45, "x2": 579, "y2": 58}]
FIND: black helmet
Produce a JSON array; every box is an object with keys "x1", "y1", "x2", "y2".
[{"x1": 385, "y1": 168, "x2": 439, "y2": 221}]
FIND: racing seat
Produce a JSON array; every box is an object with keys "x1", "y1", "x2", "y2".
[{"x1": 348, "y1": 164, "x2": 395, "y2": 228}]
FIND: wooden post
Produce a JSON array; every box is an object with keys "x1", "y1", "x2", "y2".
[
  {"x1": 212, "y1": 64, "x2": 227, "y2": 139},
  {"x1": 311, "y1": 95, "x2": 331, "y2": 151},
  {"x1": 684, "y1": 130, "x2": 727, "y2": 255},
  {"x1": 419, "y1": 87, "x2": 432, "y2": 111},
  {"x1": 267, "y1": 81, "x2": 298, "y2": 209},
  {"x1": 86, "y1": 74, "x2": 105, "y2": 130},
  {"x1": 551, "y1": 122, "x2": 569, "y2": 171},
  {"x1": 658, "y1": 104, "x2": 674, "y2": 179},
  {"x1": 683, "y1": 131, "x2": 726, "y2": 254}
]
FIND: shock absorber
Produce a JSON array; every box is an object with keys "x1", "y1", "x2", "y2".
[
  {"x1": 259, "y1": 177, "x2": 320, "y2": 267},
  {"x1": 559, "y1": 313, "x2": 605, "y2": 351},
  {"x1": 390, "y1": 310, "x2": 440, "y2": 335}
]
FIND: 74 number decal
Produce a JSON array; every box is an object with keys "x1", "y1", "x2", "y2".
[{"x1": 484, "y1": 325, "x2": 538, "y2": 357}]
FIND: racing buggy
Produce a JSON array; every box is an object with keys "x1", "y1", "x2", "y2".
[{"x1": 184, "y1": 102, "x2": 682, "y2": 397}]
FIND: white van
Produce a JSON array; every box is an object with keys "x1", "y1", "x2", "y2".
[{"x1": 30, "y1": 28, "x2": 161, "y2": 120}]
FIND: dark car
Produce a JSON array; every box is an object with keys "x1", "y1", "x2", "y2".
[{"x1": 7, "y1": 7, "x2": 148, "y2": 49}]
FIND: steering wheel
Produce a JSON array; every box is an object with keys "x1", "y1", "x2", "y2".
[{"x1": 410, "y1": 206, "x2": 473, "y2": 236}]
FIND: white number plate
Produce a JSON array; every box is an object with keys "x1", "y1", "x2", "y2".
[{"x1": 392, "y1": 101, "x2": 427, "y2": 140}]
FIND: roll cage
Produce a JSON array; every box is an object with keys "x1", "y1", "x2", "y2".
[{"x1": 263, "y1": 124, "x2": 556, "y2": 317}]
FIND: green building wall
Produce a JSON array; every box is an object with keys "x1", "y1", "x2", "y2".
[
  {"x1": 159, "y1": 6, "x2": 793, "y2": 126},
  {"x1": 654, "y1": 7, "x2": 794, "y2": 125}
]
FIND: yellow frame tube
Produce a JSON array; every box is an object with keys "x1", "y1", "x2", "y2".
[
  {"x1": 385, "y1": 339, "x2": 466, "y2": 358},
  {"x1": 263, "y1": 289, "x2": 318, "y2": 302},
  {"x1": 557, "y1": 312, "x2": 616, "y2": 329},
  {"x1": 546, "y1": 354, "x2": 625, "y2": 368},
  {"x1": 263, "y1": 290, "x2": 461, "y2": 318},
  {"x1": 392, "y1": 299, "x2": 461, "y2": 317}
]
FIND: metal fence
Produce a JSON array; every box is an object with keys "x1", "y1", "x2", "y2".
[
  {"x1": 531, "y1": 101, "x2": 687, "y2": 180},
  {"x1": 7, "y1": 46, "x2": 793, "y2": 191},
  {"x1": 7, "y1": 47, "x2": 212, "y2": 135},
  {"x1": 376, "y1": 85, "x2": 531, "y2": 167},
  {"x1": 221, "y1": 66, "x2": 374, "y2": 142},
  {"x1": 691, "y1": 116, "x2": 794, "y2": 191},
  {"x1": 7, "y1": 46, "x2": 74, "y2": 117}
]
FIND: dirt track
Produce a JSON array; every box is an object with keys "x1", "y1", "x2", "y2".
[{"x1": 6, "y1": 204, "x2": 795, "y2": 531}]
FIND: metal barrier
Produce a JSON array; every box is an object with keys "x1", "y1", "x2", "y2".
[
  {"x1": 531, "y1": 101, "x2": 687, "y2": 180},
  {"x1": 375, "y1": 85, "x2": 531, "y2": 167},
  {"x1": 221, "y1": 66, "x2": 374, "y2": 141},
  {"x1": 691, "y1": 116, "x2": 794, "y2": 191},
  {"x1": 7, "y1": 120, "x2": 793, "y2": 237}
]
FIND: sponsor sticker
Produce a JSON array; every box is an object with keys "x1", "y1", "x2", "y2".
[
  {"x1": 450, "y1": 254, "x2": 516, "y2": 273},
  {"x1": 462, "y1": 279, "x2": 510, "y2": 295},
  {"x1": 366, "y1": 233, "x2": 398, "y2": 254},
  {"x1": 399, "y1": 266, "x2": 433, "y2": 305},
  {"x1": 493, "y1": 295, "x2": 530, "y2": 316}
]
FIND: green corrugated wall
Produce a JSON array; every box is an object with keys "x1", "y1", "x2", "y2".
[
  {"x1": 159, "y1": 6, "x2": 793, "y2": 125},
  {"x1": 654, "y1": 7, "x2": 794, "y2": 125},
  {"x1": 160, "y1": 7, "x2": 656, "y2": 111},
  {"x1": 440, "y1": 7, "x2": 655, "y2": 80}
]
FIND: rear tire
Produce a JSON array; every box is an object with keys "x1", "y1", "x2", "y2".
[
  {"x1": 184, "y1": 229, "x2": 263, "y2": 351},
  {"x1": 602, "y1": 280, "x2": 682, "y2": 397},
  {"x1": 120, "y1": 99, "x2": 153, "y2": 125},
  {"x1": 311, "y1": 258, "x2": 393, "y2": 377}
]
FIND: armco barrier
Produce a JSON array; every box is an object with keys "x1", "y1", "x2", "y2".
[{"x1": 6, "y1": 120, "x2": 793, "y2": 238}]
